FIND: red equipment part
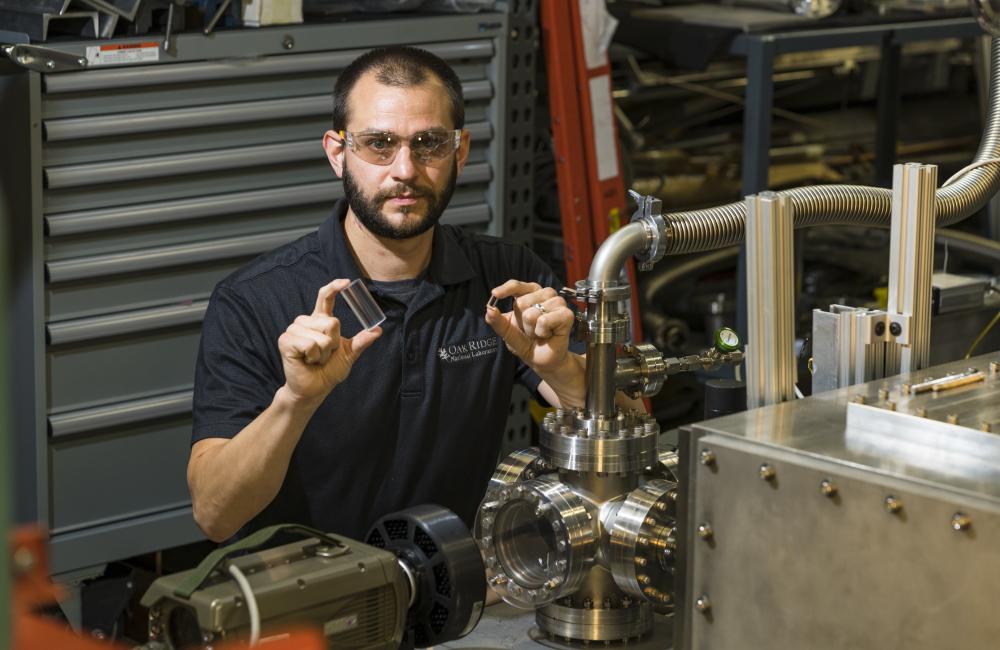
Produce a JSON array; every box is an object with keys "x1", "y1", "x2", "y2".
[{"x1": 540, "y1": 0, "x2": 644, "y2": 342}]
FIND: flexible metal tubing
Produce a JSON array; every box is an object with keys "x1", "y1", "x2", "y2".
[{"x1": 663, "y1": 38, "x2": 1000, "y2": 255}]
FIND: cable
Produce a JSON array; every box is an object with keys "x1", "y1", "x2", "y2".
[
  {"x1": 228, "y1": 563, "x2": 261, "y2": 646},
  {"x1": 794, "y1": 384, "x2": 805, "y2": 399},
  {"x1": 965, "y1": 310, "x2": 1000, "y2": 359}
]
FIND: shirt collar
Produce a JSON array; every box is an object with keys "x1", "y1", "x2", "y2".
[{"x1": 321, "y1": 199, "x2": 476, "y2": 286}]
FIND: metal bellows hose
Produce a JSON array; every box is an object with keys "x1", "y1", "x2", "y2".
[{"x1": 662, "y1": 38, "x2": 1000, "y2": 255}]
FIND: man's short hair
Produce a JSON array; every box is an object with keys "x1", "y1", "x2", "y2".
[{"x1": 332, "y1": 46, "x2": 465, "y2": 132}]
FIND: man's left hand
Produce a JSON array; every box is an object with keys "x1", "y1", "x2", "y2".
[{"x1": 484, "y1": 280, "x2": 575, "y2": 374}]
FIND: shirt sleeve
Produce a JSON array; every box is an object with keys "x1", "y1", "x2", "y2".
[
  {"x1": 192, "y1": 285, "x2": 282, "y2": 444},
  {"x1": 508, "y1": 246, "x2": 587, "y2": 401}
]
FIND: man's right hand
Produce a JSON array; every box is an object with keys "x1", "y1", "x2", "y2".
[{"x1": 277, "y1": 279, "x2": 382, "y2": 407}]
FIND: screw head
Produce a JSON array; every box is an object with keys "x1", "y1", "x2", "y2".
[
  {"x1": 695, "y1": 594, "x2": 712, "y2": 613},
  {"x1": 759, "y1": 463, "x2": 776, "y2": 481},
  {"x1": 952, "y1": 512, "x2": 972, "y2": 531},
  {"x1": 700, "y1": 449, "x2": 716, "y2": 466},
  {"x1": 820, "y1": 479, "x2": 838, "y2": 497},
  {"x1": 884, "y1": 495, "x2": 903, "y2": 514},
  {"x1": 697, "y1": 522, "x2": 714, "y2": 540},
  {"x1": 12, "y1": 546, "x2": 35, "y2": 574},
  {"x1": 889, "y1": 322, "x2": 902, "y2": 336},
  {"x1": 282, "y1": 35, "x2": 295, "y2": 49},
  {"x1": 874, "y1": 321, "x2": 886, "y2": 336}
]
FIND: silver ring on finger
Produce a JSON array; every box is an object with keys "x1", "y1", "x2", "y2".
[{"x1": 533, "y1": 303, "x2": 547, "y2": 315}]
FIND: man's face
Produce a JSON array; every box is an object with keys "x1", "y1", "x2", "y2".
[{"x1": 326, "y1": 72, "x2": 469, "y2": 240}]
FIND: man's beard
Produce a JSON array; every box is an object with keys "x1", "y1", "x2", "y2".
[{"x1": 343, "y1": 159, "x2": 457, "y2": 240}]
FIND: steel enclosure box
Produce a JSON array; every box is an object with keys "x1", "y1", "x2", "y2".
[{"x1": 683, "y1": 352, "x2": 1000, "y2": 650}]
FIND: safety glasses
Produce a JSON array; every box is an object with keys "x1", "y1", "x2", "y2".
[{"x1": 341, "y1": 128, "x2": 462, "y2": 166}]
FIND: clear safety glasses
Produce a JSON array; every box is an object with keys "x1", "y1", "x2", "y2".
[{"x1": 341, "y1": 128, "x2": 462, "y2": 166}]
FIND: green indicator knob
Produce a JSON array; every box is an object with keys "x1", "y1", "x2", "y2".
[{"x1": 714, "y1": 327, "x2": 741, "y2": 353}]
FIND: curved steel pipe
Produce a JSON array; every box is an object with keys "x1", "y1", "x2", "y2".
[{"x1": 587, "y1": 222, "x2": 649, "y2": 284}]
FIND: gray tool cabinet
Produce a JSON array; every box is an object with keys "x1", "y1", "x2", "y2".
[{"x1": 2, "y1": 5, "x2": 542, "y2": 578}]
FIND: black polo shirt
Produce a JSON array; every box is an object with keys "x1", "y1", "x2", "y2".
[{"x1": 192, "y1": 199, "x2": 567, "y2": 539}]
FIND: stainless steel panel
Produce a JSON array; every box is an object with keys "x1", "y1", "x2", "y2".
[
  {"x1": 46, "y1": 329, "x2": 201, "y2": 409},
  {"x1": 46, "y1": 139, "x2": 325, "y2": 189},
  {"x1": 44, "y1": 161, "x2": 331, "y2": 214},
  {"x1": 48, "y1": 389, "x2": 192, "y2": 437},
  {"x1": 45, "y1": 181, "x2": 337, "y2": 236},
  {"x1": 42, "y1": 115, "x2": 333, "y2": 166},
  {"x1": 442, "y1": 203, "x2": 490, "y2": 226},
  {"x1": 688, "y1": 432, "x2": 1000, "y2": 650},
  {"x1": 46, "y1": 263, "x2": 231, "y2": 321},
  {"x1": 43, "y1": 40, "x2": 493, "y2": 94},
  {"x1": 43, "y1": 82, "x2": 492, "y2": 141},
  {"x1": 47, "y1": 300, "x2": 207, "y2": 345},
  {"x1": 44, "y1": 94, "x2": 334, "y2": 141},
  {"x1": 46, "y1": 227, "x2": 314, "y2": 283},
  {"x1": 49, "y1": 417, "x2": 194, "y2": 531},
  {"x1": 51, "y1": 506, "x2": 204, "y2": 576},
  {"x1": 691, "y1": 352, "x2": 1000, "y2": 497},
  {"x1": 44, "y1": 160, "x2": 491, "y2": 236}
]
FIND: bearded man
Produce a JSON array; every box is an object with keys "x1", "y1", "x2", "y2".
[{"x1": 187, "y1": 46, "x2": 641, "y2": 543}]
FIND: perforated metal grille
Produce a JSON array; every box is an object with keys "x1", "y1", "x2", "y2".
[
  {"x1": 433, "y1": 562, "x2": 452, "y2": 597},
  {"x1": 384, "y1": 519, "x2": 409, "y2": 541},
  {"x1": 414, "y1": 526, "x2": 438, "y2": 558}
]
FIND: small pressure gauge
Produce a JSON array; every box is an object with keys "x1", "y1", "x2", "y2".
[{"x1": 714, "y1": 327, "x2": 741, "y2": 353}]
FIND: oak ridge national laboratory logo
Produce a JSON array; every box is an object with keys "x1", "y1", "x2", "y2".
[{"x1": 437, "y1": 336, "x2": 499, "y2": 364}]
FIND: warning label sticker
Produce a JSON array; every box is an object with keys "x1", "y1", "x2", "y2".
[{"x1": 85, "y1": 42, "x2": 160, "y2": 67}]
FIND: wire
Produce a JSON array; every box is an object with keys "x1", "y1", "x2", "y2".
[
  {"x1": 228, "y1": 563, "x2": 260, "y2": 646},
  {"x1": 965, "y1": 310, "x2": 1000, "y2": 359},
  {"x1": 943, "y1": 158, "x2": 1000, "y2": 187},
  {"x1": 794, "y1": 384, "x2": 805, "y2": 399}
]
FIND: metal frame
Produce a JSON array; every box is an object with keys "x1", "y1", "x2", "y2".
[
  {"x1": 499, "y1": 0, "x2": 540, "y2": 457},
  {"x1": 731, "y1": 17, "x2": 982, "y2": 337},
  {"x1": 886, "y1": 163, "x2": 938, "y2": 374},
  {"x1": 745, "y1": 191, "x2": 796, "y2": 408}
]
